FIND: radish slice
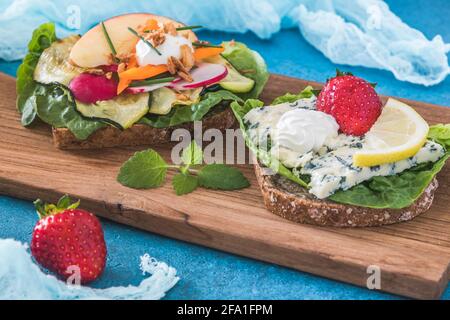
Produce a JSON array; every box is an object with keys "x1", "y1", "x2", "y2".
[
  {"x1": 100, "y1": 64, "x2": 118, "y2": 73},
  {"x1": 169, "y1": 63, "x2": 228, "y2": 90},
  {"x1": 126, "y1": 82, "x2": 169, "y2": 94},
  {"x1": 69, "y1": 73, "x2": 117, "y2": 104}
]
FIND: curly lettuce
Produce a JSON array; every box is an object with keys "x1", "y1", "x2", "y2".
[
  {"x1": 232, "y1": 88, "x2": 450, "y2": 209},
  {"x1": 221, "y1": 41, "x2": 269, "y2": 100},
  {"x1": 17, "y1": 22, "x2": 56, "y2": 97},
  {"x1": 16, "y1": 23, "x2": 105, "y2": 138}
]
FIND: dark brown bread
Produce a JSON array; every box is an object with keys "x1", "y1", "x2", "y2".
[
  {"x1": 254, "y1": 160, "x2": 438, "y2": 228},
  {"x1": 53, "y1": 108, "x2": 236, "y2": 149}
]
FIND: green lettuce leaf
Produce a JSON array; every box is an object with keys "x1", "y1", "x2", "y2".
[
  {"x1": 328, "y1": 152, "x2": 449, "y2": 209},
  {"x1": 233, "y1": 88, "x2": 450, "y2": 209},
  {"x1": 231, "y1": 98, "x2": 309, "y2": 188},
  {"x1": 16, "y1": 23, "x2": 106, "y2": 138},
  {"x1": 271, "y1": 86, "x2": 315, "y2": 105},
  {"x1": 140, "y1": 90, "x2": 243, "y2": 128},
  {"x1": 16, "y1": 22, "x2": 57, "y2": 96},
  {"x1": 328, "y1": 124, "x2": 450, "y2": 208},
  {"x1": 428, "y1": 124, "x2": 450, "y2": 148},
  {"x1": 34, "y1": 83, "x2": 105, "y2": 140},
  {"x1": 221, "y1": 41, "x2": 269, "y2": 100},
  {"x1": 16, "y1": 23, "x2": 57, "y2": 126}
]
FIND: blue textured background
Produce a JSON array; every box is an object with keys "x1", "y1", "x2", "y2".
[{"x1": 0, "y1": 0, "x2": 449, "y2": 299}]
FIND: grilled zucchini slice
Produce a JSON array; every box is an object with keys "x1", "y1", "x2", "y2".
[
  {"x1": 34, "y1": 35, "x2": 85, "y2": 86},
  {"x1": 76, "y1": 93, "x2": 150, "y2": 129}
]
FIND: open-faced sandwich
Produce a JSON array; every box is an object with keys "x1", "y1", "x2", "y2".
[
  {"x1": 232, "y1": 72, "x2": 450, "y2": 227},
  {"x1": 16, "y1": 13, "x2": 268, "y2": 149}
]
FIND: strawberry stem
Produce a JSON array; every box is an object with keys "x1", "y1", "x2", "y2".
[
  {"x1": 34, "y1": 195, "x2": 81, "y2": 220},
  {"x1": 33, "y1": 199, "x2": 47, "y2": 220}
]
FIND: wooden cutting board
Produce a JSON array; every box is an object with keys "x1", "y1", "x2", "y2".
[{"x1": 1, "y1": 72, "x2": 449, "y2": 299}]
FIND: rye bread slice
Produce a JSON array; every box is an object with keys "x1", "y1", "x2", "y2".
[
  {"x1": 253, "y1": 160, "x2": 438, "y2": 227},
  {"x1": 53, "y1": 107, "x2": 235, "y2": 149}
]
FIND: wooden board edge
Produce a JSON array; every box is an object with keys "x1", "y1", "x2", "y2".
[{"x1": 1, "y1": 178, "x2": 449, "y2": 300}]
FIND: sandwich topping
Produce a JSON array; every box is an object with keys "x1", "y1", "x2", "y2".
[
  {"x1": 17, "y1": 15, "x2": 269, "y2": 140},
  {"x1": 275, "y1": 109, "x2": 339, "y2": 156},
  {"x1": 239, "y1": 72, "x2": 448, "y2": 202},
  {"x1": 244, "y1": 97, "x2": 445, "y2": 199},
  {"x1": 135, "y1": 33, "x2": 194, "y2": 67}
]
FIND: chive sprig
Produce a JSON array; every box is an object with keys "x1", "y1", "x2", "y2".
[
  {"x1": 101, "y1": 22, "x2": 120, "y2": 63},
  {"x1": 127, "y1": 27, "x2": 162, "y2": 56},
  {"x1": 192, "y1": 41, "x2": 223, "y2": 49},
  {"x1": 176, "y1": 25, "x2": 203, "y2": 31},
  {"x1": 129, "y1": 77, "x2": 175, "y2": 87}
]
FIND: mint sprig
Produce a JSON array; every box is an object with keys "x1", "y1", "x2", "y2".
[
  {"x1": 117, "y1": 150, "x2": 168, "y2": 189},
  {"x1": 172, "y1": 173, "x2": 199, "y2": 195},
  {"x1": 117, "y1": 141, "x2": 250, "y2": 195},
  {"x1": 198, "y1": 164, "x2": 250, "y2": 190}
]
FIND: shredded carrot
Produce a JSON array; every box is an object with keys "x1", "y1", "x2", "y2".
[
  {"x1": 127, "y1": 55, "x2": 138, "y2": 69},
  {"x1": 194, "y1": 47, "x2": 225, "y2": 61},
  {"x1": 117, "y1": 64, "x2": 168, "y2": 93},
  {"x1": 119, "y1": 64, "x2": 168, "y2": 81},
  {"x1": 117, "y1": 78, "x2": 132, "y2": 95},
  {"x1": 144, "y1": 19, "x2": 159, "y2": 32}
]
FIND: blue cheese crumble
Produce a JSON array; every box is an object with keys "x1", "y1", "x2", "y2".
[{"x1": 297, "y1": 140, "x2": 444, "y2": 198}]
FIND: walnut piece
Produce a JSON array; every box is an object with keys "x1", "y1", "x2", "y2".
[
  {"x1": 178, "y1": 71, "x2": 193, "y2": 82},
  {"x1": 85, "y1": 68, "x2": 105, "y2": 75},
  {"x1": 167, "y1": 56, "x2": 178, "y2": 74},
  {"x1": 167, "y1": 56, "x2": 194, "y2": 82},
  {"x1": 164, "y1": 22, "x2": 178, "y2": 36},
  {"x1": 117, "y1": 63, "x2": 127, "y2": 73},
  {"x1": 144, "y1": 30, "x2": 166, "y2": 47},
  {"x1": 176, "y1": 93, "x2": 190, "y2": 101},
  {"x1": 180, "y1": 44, "x2": 195, "y2": 70}
]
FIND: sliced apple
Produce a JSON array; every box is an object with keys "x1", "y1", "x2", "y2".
[{"x1": 69, "y1": 13, "x2": 198, "y2": 68}]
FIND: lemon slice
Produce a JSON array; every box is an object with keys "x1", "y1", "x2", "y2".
[{"x1": 353, "y1": 98, "x2": 429, "y2": 167}]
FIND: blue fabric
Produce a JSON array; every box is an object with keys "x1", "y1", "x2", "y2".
[
  {"x1": 0, "y1": 0, "x2": 449, "y2": 86},
  {"x1": 0, "y1": 0, "x2": 449, "y2": 299}
]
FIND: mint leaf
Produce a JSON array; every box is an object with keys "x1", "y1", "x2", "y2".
[
  {"x1": 198, "y1": 164, "x2": 250, "y2": 190},
  {"x1": 117, "y1": 149, "x2": 168, "y2": 189},
  {"x1": 181, "y1": 141, "x2": 203, "y2": 165},
  {"x1": 172, "y1": 173, "x2": 198, "y2": 195}
]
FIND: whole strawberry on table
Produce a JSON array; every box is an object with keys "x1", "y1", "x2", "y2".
[{"x1": 31, "y1": 195, "x2": 107, "y2": 284}]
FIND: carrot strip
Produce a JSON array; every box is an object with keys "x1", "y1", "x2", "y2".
[
  {"x1": 117, "y1": 78, "x2": 132, "y2": 95},
  {"x1": 194, "y1": 47, "x2": 225, "y2": 61},
  {"x1": 144, "y1": 19, "x2": 159, "y2": 32},
  {"x1": 119, "y1": 65, "x2": 168, "y2": 81},
  {"x1": 127, "y1": 55, "x2": 138, "y2": 69}
]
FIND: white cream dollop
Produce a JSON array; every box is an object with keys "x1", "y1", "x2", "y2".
[
  {"x1": 136, "y1": 34, "x2": 193, "y2": 66},
  {"x1": 274, "y1": 109, "x2": 339, "y2": 156}
]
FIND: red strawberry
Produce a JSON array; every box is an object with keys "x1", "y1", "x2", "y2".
[
  {"x1": 31, "y1": 195, "x2": 107, "y2": 284},
  {"x1": 317, "y1": 72, "x2": 382, "y2": 136}
]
